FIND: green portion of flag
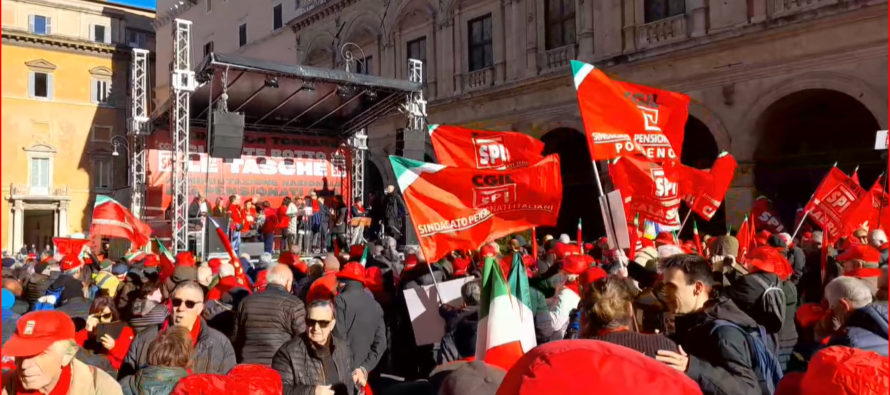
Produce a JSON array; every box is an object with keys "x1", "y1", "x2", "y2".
[
  {"x1": 480, "y1": 257, "x2": 509, "y2": 319},
  {"x1": 360, "y1": 244, "x2": 369, "y2": 267}
]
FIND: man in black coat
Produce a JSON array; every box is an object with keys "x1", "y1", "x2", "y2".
[
  {"x1": 233, "y1": 265, "x2": 307, "y2": 366},
  {"x1": 333, "y1": 263, "x2": 386, "y2": 386},
  {"x1": 383, "y1": 185, "x2": 405, "y2": 239}
]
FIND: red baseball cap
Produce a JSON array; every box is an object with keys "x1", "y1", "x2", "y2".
[
  {"x1": 142, "y1": 254, "x2": 159, "y2": 268},
  {"x1": 175, "y1": 252, "x2": 196, "y2": 267},
  {"x1": 580, "y1": 267, "x2": 608, "y2": 288},
  {"x1": 3, "y1": 311, "x2": 76, "y2": 358},
  {"x1": 207, "y1": 258, "x2": 223, "y2": 275},
  {"x1": 562, "y1": 256, "x2": 587, "y2": 275},
  {"x1": 278, "y1": 251, "x2": 296, "y2": 266},
  {"x1": 337, "y1": 262, "x2": 366, "y2": 283},
  {"x1": 836, "y1": 244, "x2": 882, "y2": 264},
  {"x1": 365, "y1": 266, "x2": 384, "y2": 293},
  {"x1": 452, "y1": 258, "x2": 470, "y2": 276}
]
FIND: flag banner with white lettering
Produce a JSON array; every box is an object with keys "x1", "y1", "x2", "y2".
[
  {"x1": 609, "y1": 155, "x2": 682, "y2": 229},
  {"x1": 842, "y1": 177, "x2": 890, "y2": 235},
  {"x1": 428, "y1": 124, "x2": 546, "y2": 170},
  {"x1": 805, "y1": 167, "x2": 866, "y2": 242},
  {"x1": 571, "y1": 60, "x2": 690, "y2": 163},
  {"x1": 391, "y1": 155, "x2": 562, "y2": 263},
  {"x1": 752, "y1": 196, "x2": 786, "y2": 234},
  {"x1": 677, "y1": 152, "x2": 738, "y2": 221}
]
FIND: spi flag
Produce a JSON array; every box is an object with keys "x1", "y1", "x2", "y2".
[
  {"x1": 476, "y1": 256, "x2": 536, "y2": 371},
  {"x1": 390, "y1": 155, "x2": 562, "y2": 263},
  {"x1": 841, "y1": 177, "x2": 890, "y2": 234},
  {"x1": 805, "y1": 167, "x2": 866, "y2": 242},
  {"x1": 677, "y1": 152, "x2": 738, "y2": 220},
  {"x1": 609, "y1": 155, "x2": 682, "y2": 229},
  {"x1": 571, "y1": 60, "x2": 690, "y2": 162},
  {"x1": 428, "y1": 124, "x2": 545, "y2": 170},
  {"x1": 752, "y1": 196, "x2": 787, "y2": 234},
  {"x1": 89, "y1": 195, "x2": 152, "y2": 248}
]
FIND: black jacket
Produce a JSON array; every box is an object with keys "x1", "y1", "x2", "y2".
[
  {"x1": 56, "y1": 297, "x2": 92, "y2": 332},
  {"x1": 399, "y1": 264, "x2": 447, "y2": 291},
  {"x1": 272, "y1": 334, "x2": 355, "y2": 395},
  {"x1": 233, "y1": 285, "x2": 308, "y2": 366},
  {"x1": 333, "y1": 280, "x2": 387, "y2": 372},
  {"x1": 118, "y1": 318, "x2": 237, "y2": 382},
  {"x1": 828, "y1": 303, "x2": 889, "y2": 357},
  {"x1": 671, "y1": 298, "x2": 761, "y2": 395},
  {"x1": 332, "y1": 206, "x2": 348, "y2": 234},
  {"x1": 436, "y1": 306, "x2": 479, "y2": 364},
  {"x1": 786, "y1": 246, "x2": 806, "y2": 285}
]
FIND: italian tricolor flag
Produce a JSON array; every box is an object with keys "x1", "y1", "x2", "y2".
[{"x1": 476, "y1": 256, "x2": 537, "y2": 371}]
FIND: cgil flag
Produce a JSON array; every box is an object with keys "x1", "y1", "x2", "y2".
[
  {"x1": 428, "y1": 124, "x2": 546, "y2": 170},
  {"x1": 390, "y1": 155, "x2": 562, "y2": 263},
  {"x1": 89, "y1": 195, "x2": 152, "y2": 248},
  {"x1": 476, "y1": 256, "x2": 536, "y2": 371},
  {"x1": 609, "y1": 155, "x2": 682, "y2": 229},
  {"x1": 571, "y1": 60, "x2": 690, "y2": 163}
]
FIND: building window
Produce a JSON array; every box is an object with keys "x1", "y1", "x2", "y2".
[
  {"x1": 273, "y1": 4, "x2": 283, "y2": 30},
  {"x1": 29, "y1": 72, "x2": 53, "y2": 99},
  {"x1": 545, "y1": 0, "x2": 576, "y2": 50},
  {"x1": 91, "y1": 24, "x2": 109, "y2": 43},
  {"x1": 91, "y1": 126, "x2": 113, "y2": 143},
  {"x1": 28, "y1": 15, "x2": 51, "y2": 35},
  {"x1": 239, "y1": 23, "x2": 247, "y2": 47},
  {"x1": 645, "y1": 0, "x2": 686, "y2": 23},
  {"x1": 93, "y1": 158, "x2": 113, "y2": 192},
  {"x1": 127, "y1": 30, "x2": 147, "y2": 48},
  {"x1": 356, "y1": 56, "x2": 372, "y2": 75},
  {"x1": 206, "y1": 0, "x2": 212, "y2": 13},
  {"x1": 30, "y1": 157, "x2": 51, "y2": 195},
  {"x1": 203, "y1": 41, "x2": 214, "y2": 57},
  {"x1": 407, "y1": 37, "x2": 427, "y2": 65},
  {"x1": 92, "y1": 79, "x2": 111, "y2": 104},
  {"x1": 468, "y1": 15, "x2": 493, "y2": 72}
]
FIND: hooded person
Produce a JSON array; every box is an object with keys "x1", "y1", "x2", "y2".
[
  {"x1": 53, "y1": 256, "x2": 93, "y2": 332},
  {"x1": 333, "y1": 263, "x2": 387, "y2": 387},
  {"x1": 128, "y1": 282, "x2": 169, "y2": 334}
]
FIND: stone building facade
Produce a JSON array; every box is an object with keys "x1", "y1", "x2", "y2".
[{"x1": 154, "y1": 0, "x2": 888, "y2": 236}]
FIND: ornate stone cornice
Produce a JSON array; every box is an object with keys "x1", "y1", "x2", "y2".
[
  {"x1": 2, "y1": 29, "x2": 129, "y2": 56},
  {"x1": 289, "y1": 0, "x2": 362, "y2": 33}
]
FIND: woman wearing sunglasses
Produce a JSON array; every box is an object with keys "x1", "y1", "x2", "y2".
[{"x1": 74, "y1": 296, "x2": 135, "y2": 376}]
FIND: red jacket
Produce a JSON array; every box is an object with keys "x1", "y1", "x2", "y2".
[
  {"x1": 262, "y1": 207, "x2": 279, "y2": 234},
  {"x1": 277, "y1": 205, "x2": 290, "y2": 230},
  {"x1": 228, "y1": 204, "x2": 243, "y2": 228}
]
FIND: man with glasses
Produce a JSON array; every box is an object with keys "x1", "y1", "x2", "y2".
[
  {"x1": 273, "y1": 300, "x2": 355, "y2": 395},
  {"x1": 117, "y1": 281, "x2": 236, "y2": 382}
]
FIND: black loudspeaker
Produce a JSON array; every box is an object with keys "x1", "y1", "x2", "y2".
[
  {"x1": 240, "y1": 242, "x2": 265, "y2": 258},
  {"x1": 210, "y1": 111, "x2": 245, "y2": 159},
  {"x1": 204, "y1": 216, "x2": 230, "y2": 255}
]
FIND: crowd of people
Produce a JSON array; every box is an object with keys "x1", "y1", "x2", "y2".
[{"x1": 1, "y1": 219, "x2": 888, "y2": 395}]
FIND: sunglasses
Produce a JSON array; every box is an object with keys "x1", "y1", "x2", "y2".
[
  {"x1": 99, "y1": 313, "x2": 113, "y2": 321},
  {"x1": 171, "y1": 298, "x2": 201, "y2": 309},
  {"x1": 306, "y1": 318, "x2": 332, "y2": 329}
]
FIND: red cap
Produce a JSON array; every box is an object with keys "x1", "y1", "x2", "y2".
[
  {"x1": 480, "y1": 245, "x2": 499, "y2": 258},
  {"x1": 2, "y1": 311, "x2": 76, "y2": 358},
  {"x1": 562, "y1": 256, "x2": 587, "y2": 275},
  {"x1": 293, "y1": 261, "x2": 309, "y2": 275},
  {"x1": 795, "y1": 303, "x2": 828, "y2": 329},
  {"x1": 801, "y1": 232, "x2": 814, "y2": 241},
  {"x1": 143, "y1": 254, "x2": 159, "y2": 268},
  {"x1": 337, "y1": 262, "x2": 366, "y2": 283},
  {"x1": 844, "y1": 267, "x2": 884, "y2": 279},
  {"x1": 654, "y1": 232, "x2": 675, "y2": 247},
  {"x1": 278, "y1": 251, "x2": 296, "y2": 265},
  {"x1": 207, "y1": 258, "x2": 222, "y2": 274},
  {"x1": 452, "y1": 258, "x2": 470, "y2": 276},
  {"x1": 755, "y1": 230, "x2": 771, "y2": 245},
  {"x1": 175, "y1": 252, "x2": 196, "y2": 267},
  {"x1": 800, "y1": 346, "x2": 890, "y2": 395},
  {"x1": 365, "y1": 266, "x2": 384, "y2": 293},
  {"x1": 836, "y1": 244, "x2": 882, "y2": 264},
  {"x1": 59, "y1": 255, "x2": 83, "y2": 272},
  {"x1": 584, "y1": 243, "x2": 595, "y2": 251},
  {"x1": 580, "y1": 267, "x2": 608, "y2": 288},
  {"x1": 404, "y1": 254, "x2": 418, "y2": 270},
  {"x1": 747, "y1": 247, "x2": 793, "y2": 280}
]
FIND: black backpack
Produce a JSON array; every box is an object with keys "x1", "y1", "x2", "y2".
[{"x1": 749, "y1": 274, "x2": 787, "y2": 334}]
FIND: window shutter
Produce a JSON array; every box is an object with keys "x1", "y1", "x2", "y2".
[
  {"x1": 46, "y1": 17, "x2": 52, "y2": 34},
  {"x1": 47, "y1": 74, "x2": 54, "y2": 100},
  {"x1": 28, "y1": 72, "x2": 35, "y2": 97},
  {"x1": 28, "y1": 15, "x2": 34, "y2": 32},
  {"x1": 91, "y1": 79, "x2": 97, "y2": 103}
]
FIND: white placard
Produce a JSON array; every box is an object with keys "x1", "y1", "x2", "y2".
[
  {"x1": 403, "y1": 277, "x2": 473, "y2": 346},
  {"x1": 875, "y1": 130, "x2": 888, "y2": 150}
]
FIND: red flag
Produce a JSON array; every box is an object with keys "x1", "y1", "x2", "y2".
[
  {"x1": 52, "y1": 238, "x2": 91, "y2": 259},
  {"x1": 390, "y1": 155, "x2": 562, "y2": 263},
  {"x1": 89, "y1": 195, "x2": 152, "y2": 248},
  {"x1": 609, "y1": 155, "x2": 681, "y2": 229},
  {"x1": 805, "y1": 167, "x2": 866, "y2": 242},
  {"x1": 428, "y1": 125, "x2": 545, "y2": 170},
  {"x1": 208, "y1": 218, "x2": 251, "y2": 287},
  {"x1": 678, "y1": 152, "x2": 738, "y2": 220},
  {"x1": 571, "y1": 61, "x2": 690, "y2": 163},
  {"x1": 737, "y1": 216, "x2": 750, "y2": 262},
  {"x1": 851, "y1": 167, "x2": 861, "y2": 186},
  {"x1": 842, "y1": 177, "x2": 889, "y2": 234},
  {"x1": 752, "y1": 196, "x2": 786, "y2": 234}
]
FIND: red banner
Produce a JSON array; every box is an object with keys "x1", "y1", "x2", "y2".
[
  {"x1": 428, "y1": 125, "x2": 545, "y2": 170},
  {"x1": 805, "y1": 167, "x2": 866, "y2": 242},
  {"x1": 90, "y1": 196, "x2": 152, "y2": 248},
  {"x1": 752, "y1": 196, "x2": 786, "y2": 234},
  {"x1": 842, "y1": 178, "x2": 890, "y2": 234},
  {"x1": 391, "y1": 155, "x2": 562, "y2": 263},
  {"x1": 572, "y1": 61, "x2": 690, "y2": 163},
  {"x1": 146, "y1": 130, "x2": 350, "y2": 219},
  {"x1": 678, "y1": 152, "x2": 738, "y2": 220},
  {"x1": 609, "y1": 155, "x2": 681, "y2": 229}
]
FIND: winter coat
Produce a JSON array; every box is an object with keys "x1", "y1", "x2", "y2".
[
  {"x1": 2, "y1": 358, "x2": 123, "y2": 395},
  {"x1": 333, "y1": 280, "x2": 387, "y2": 373},
  {"x1": 203, "y1": 287, "x2": 251, "y2": 340},
  {"x1": 57, "y1": 296, "x2": 92, "y2": 332},
  {"x1": 287, "y1": 203, "x2": 299, "y2": 235},
  {"x1": 332, "y1": 205, "x2": 348, "y2": 234},
  {"x1": 549, "y1": 285, "x2": 582, "y2": 341},
  {"x1": 785, "y1": 246, "x2": 806, "y2": 285},
  {"x1": 121, "y1": 365, "x2": 189, "y2": 395},
  {"x1": 437, "y1": 306, "x2": 479, "y2": 364},
  {"x1": 272, "y1": 334, "x2": 355, "y2": 395},
  {"x1": 297, "y1": 273, "x2": 323, "y2": 303},
  {"x1": 1, "y1": 310, "x2": 19, "y2": 347},
  {"x1": 671, "y1": 297, "x2": 761, "y2": 395},
  {"x1": 118, "y1": 318, "x2": 237, "y2": 382},
  {"x1": 128, "y1": 299, "x2": 170, "y2": 334},
  {"x1": 827, "y1": 303, "x2": 889, "y2": 357},
  {"x1": 233, "y1": 284, "x2": 308, "y2": 366},
  {"x1": 400, "y1": 264, "x2": 447, "y2": 291},
  {"x1": 529, "y1": 286, "x2": 554, "y2": 344}
]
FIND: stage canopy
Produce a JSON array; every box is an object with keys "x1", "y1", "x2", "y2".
[{"x1": 150, "y1": 52, "x2": 423, "y2": 137}]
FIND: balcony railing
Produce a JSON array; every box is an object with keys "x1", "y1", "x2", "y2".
[
  {"x1": 774, "y1": 0, "x2": 838, "y2": 16},
  {"x1": 10, "y1": 183, "x2": 69, "y2": 198},
  {"x1": 637, "y1": 15, "x2": 688, "y2": 49},
  {"x1": 295, "y1": 0, "x2": 334, "y2": 19},
  {"x1": 539, "y1": 45, "x2": 576, "y2": 74},
  {"x1": 464, "y1": 68, "x2": 494, "y2": 92}
]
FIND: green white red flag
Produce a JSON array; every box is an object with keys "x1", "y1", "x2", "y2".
[
  {"x1": 428, "y1": 124, "x2": 545, "y2": 170},
  {"x1": 155, "y1": 238, "x2": 176, "y2": 283},
  {"x1": 571, "y1": 60, "x2": 690, "y2": 163},
  {"x1": 476, "y1": 256, "x2": 536, "y2": 371},
  {"x1": 89, "y1": 195, "x2": 152, "y2": 248},
  {"x1": 390, "y1": 155, "x2": 562, "y2": 263}
]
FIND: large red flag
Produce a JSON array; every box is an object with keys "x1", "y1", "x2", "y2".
[
  {"x1": 391, "y1": 155, "x2": 562, "y2": 263},
  {"x1": 842, "y1": 177, "x2": 890, "y2": 234},
  {"x1": 609, "y1": 155, "x2": 682, "y2": 229},
  {"x1": 571, "y1": 60, "x2": 690, "y2": 163},
  {"x1": 52, "y1": 238, "x2": 91, "y2": 259},
  {"x1": 752, "y1": 196, "x2": 787, "y2": 234},
  {"x1": 89, "y1": 195, "x2": 152, "y2": 248},
  {"x1": 428, "y1": 125, "x2": 545, "y2": 170},
  {"x1": 677, "y1": 152, "x2": 738, "y2": 220},
  {"x1": 805, "y1": 167, "x2": 866, "y2": 242}
]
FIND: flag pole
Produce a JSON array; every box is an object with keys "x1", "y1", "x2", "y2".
[
  {"x1": 591, "y1": 160, "x2": 606, "y2": 198},
  {"x1": 879, "y1": 173, "x2": 887, "y2": 229},
  {"x1": 679, "y1": 210, "x2": 693, "y2": 235},
  {"x1": 791, "y1": 210, "x2": 810, "y2": 240}
]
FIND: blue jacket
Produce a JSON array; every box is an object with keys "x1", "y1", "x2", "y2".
[
  {"x1": 829, "y1": 303, "x2": 889, "y2": 357},
  {"x1": 1, "y1": 310, "x2": 20, "y2": 347}
]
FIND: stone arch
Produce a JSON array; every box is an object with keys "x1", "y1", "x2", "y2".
[
  {"x1": 89, "y1": 66, "x2": 113, "y2": 77},
  {"x1": 540, "y1": 127, "x2": 601, "y2": 240},
  {"x1": 367, "y1": 153, "x2": 393, "y2": 191},
  {"x1": 24, "y1": 143, "x2": 57, "y2": 153},
  {"x1": 364, "y1": 157, "x2": 385, "y2": 200},
  {"x1": 342, "y1": 11, "x2": 384, "y2": 46},
  {"x1": 688, "y1": 101, "x2": 732, "y2": 153},
  {"x1": 384, "y1": 0, "x2": 437, "y2": 35},
  {"x1": 527, "y1": 117, "x2": 586, "y2": 140},
  {"x1": 302, "y1": 31, "x2": 337, "y2": 65}
]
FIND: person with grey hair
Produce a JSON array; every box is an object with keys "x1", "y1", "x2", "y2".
[
  {"x1": 817, "y1": 276, "x2": 888, "y2": 356},
  {"x1": 870, "y1": 229, "x2": 889, "y2": 267},
  {"x1": 437, "y1": 280, "x2": 482, "y2": 364},
  {"x1": 118, "y1": 281, "x2": 236, "y2": 382},
  {"x1": 233, "y1": 265, "x2": 307, "y2": 366}
]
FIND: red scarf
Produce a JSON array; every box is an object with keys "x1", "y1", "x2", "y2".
[
  {"x1": 311, "y1": 200, "x2": 320, "y2": 212},
  {"x1": 354, "y1": 203, "x2": 364, "y2": 213},
  {"x1": 17, "y1": 364, "x2": 71, "y2": 395},
  {"x1": 596, "y1": 327, "x2": 630, "y2": 337},
  {"x1": 845, "y1": 267, "x2": 883, "y2": 278},
  {"x1": 161, "y1": 318, "x2": 202, "y2": 346}
]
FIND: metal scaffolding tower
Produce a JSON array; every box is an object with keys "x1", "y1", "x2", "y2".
[
  {"x1": 170, "y1": 19, "x2": 196, "y2": 253},
  {"x1": 405, "y1": 59, "x2": 427, "y2": 132},
  {"x1": 350, "y1": 129, "x2": 368, "y2": 204},
  {"x1": 128, "y1": 48, "x2": 150, "y2": 220}
]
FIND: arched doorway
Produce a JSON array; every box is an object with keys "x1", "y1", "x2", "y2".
[
  {"x1": 364, "y1": 160, "x2": 384, "y2": 202},
  {"x1": 754, "y1": 89, "x2": 882, "y2": 227},
  {"x1": 541, "y1": 128, "x2": 602, "y2": 241},
  {"x1": 679, "y1": 116, "x2": 725, "y2": 238}
]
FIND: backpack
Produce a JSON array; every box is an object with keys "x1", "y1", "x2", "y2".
[
  {"x1": 749, "y1": 273, "x2": 787, "y2": 334},
  {"x1": 33, "y1": 286, "x2": 64, "y2": 311},
  {"x1": 711, "y1": 320, "x2": 783, "y2": 395}
]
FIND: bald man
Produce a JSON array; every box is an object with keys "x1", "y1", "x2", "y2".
[
  {"x1": 2, "y1": 278, "x2": 27, "y2": 315},
  {"x1": 233, "y1": 263, "x2": 307, "y2": 366}
]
